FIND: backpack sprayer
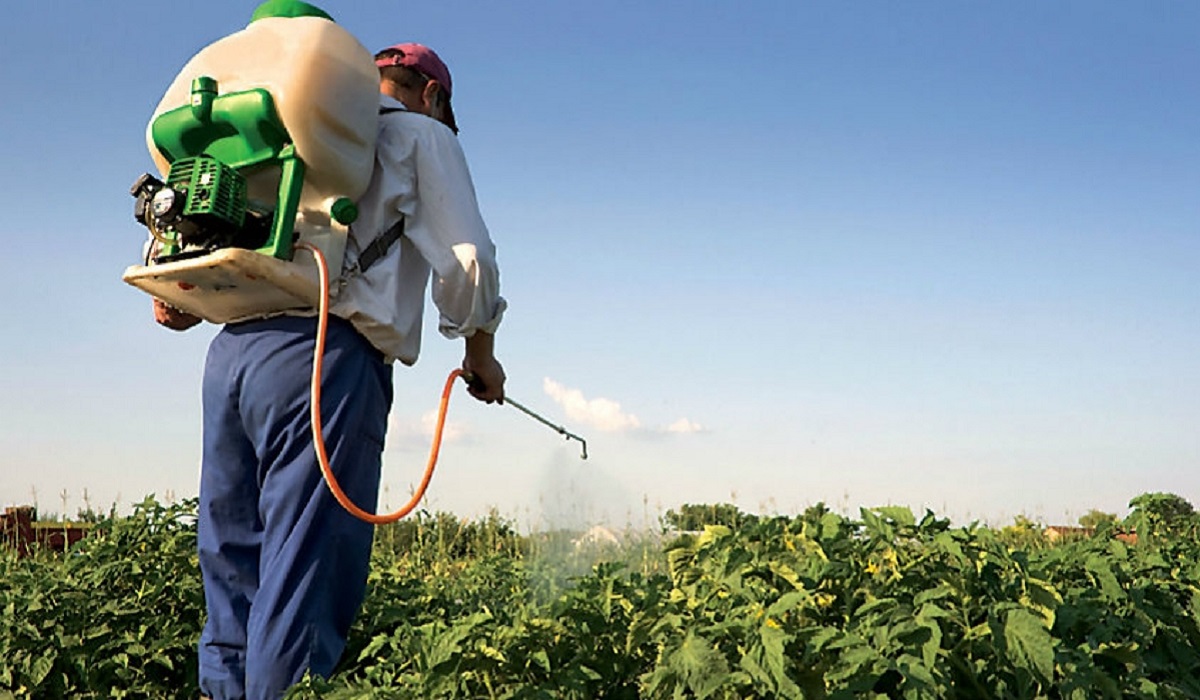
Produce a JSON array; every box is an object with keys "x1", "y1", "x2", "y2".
[
  {"x1": 127, "y1": 4, "x2": 587, "y2": 525},
  {"x1": 124, "y1": 7, "x2": 377, "y2": 323},
  {"x1": 125, "y1": 75, "x2": 353, "y2": 321}
]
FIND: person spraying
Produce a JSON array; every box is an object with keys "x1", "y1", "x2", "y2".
[{"x1": 140, "y1": 2, "x2": 506, "y2": 696}]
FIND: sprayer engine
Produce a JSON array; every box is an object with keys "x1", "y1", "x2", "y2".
[{"x1": 131, "y1": 155, "x2": 272, "y2": 261}]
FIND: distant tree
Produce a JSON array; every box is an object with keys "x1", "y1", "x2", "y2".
[
  {"x1": 1126, "y1": 492, "x2": 1197, "y2": 540},
  {"x1": 1130, "y1": 492, "x2": 1194, "y2": 521},
  {"x1": 1078, "y1": 509, "x2": 1117, "y2": 530},
  {"x1": 74, "y1": 506, "x2": 111, "y2": 524},
  {"x1": 662, "y1": 503, "x2": 754, "y2": 531},
  {"x1": 998, "y1": 514, "x2": 1047, "y2": 549}
]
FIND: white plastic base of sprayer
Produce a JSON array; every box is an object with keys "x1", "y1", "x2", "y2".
[{"x1": 123, "y1": 248, "x2": 323, "y2": 324}]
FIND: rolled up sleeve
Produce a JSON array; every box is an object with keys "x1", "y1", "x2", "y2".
[{"x1": 405, "y1": 123, "x2": 506, "y2": 339}]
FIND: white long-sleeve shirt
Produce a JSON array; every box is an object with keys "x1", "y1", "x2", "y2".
[{"x1": 330, "y1": 95, "x2": 506, "y2": 365}]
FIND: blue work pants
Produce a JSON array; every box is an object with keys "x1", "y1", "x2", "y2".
[{"x1": 197, "y1": 315, "x2": 392, "y2": 700}]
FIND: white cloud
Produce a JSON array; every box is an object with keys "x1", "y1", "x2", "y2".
[
  {"x1": 388, "y1": 409, "x2": 468, "y2": 449},
  {"x1": 543, "y1": 378, "x2": 641, "y2": 432},
  {"x1": 666, "y1": 417, "x2": 706, "y2": 434},
  {"x1": 541, "y1": 378, "x2": 707, "y2": 438},
  {"x1": 420, "y1": 409, "x2": 466, "y2": 442}
]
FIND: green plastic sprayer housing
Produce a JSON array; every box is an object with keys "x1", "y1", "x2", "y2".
[{"x1": 150, "y1": 76, "x2": 306, "y2": 260}]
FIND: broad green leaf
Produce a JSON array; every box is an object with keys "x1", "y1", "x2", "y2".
[
  {"x1": 825, "y1": 642, "x2": 881, "y2": 683},
  {"x1": 931, "y1": 532, "x2": 965, "y2": 561},
  {"x1": 1094, "y1": 641, "x2": 1139, "y2": 668},
  {"x1": 740, "y1": 648, "x2": 774, "y2": 690},
  {"x1": 1022, "y1": 578, "x2": 1062, "y2": 628},
  {"x1": 860, "y1": 509, "x2": 893, "y2": 540},
  {"x1": 768, "y1": 560, "x2": 806, "y2": 590},
  {"x1": 667, "y1": 547, "x2": 700, "y2": 586},
  {"x1": 29, "y1": 650, "x2": 55, "y2": 687},
  {"x1": 915, "y1": 601, "x2": 951, "y2": 621},
  {"x1": 358, "y1": 632, "x2": 392, "y2": 661},
  {"x1": 1085, "y1": 555, "x2": 1125, "y2": 602},
  {"x1": 819, "y1": 512, "x2": 843, "y2": 540},
  {"x1": 898, "y1": 651, "x2": 936, "y2": 687},
  {"x1": 854, "y1": 596, "x2": 898, "y2": 619},
  {"x1": 805, "y1": 625, "x2": 842, "y2": 653},
  {"x1": 914, "y1": 605, "x2": 945, "y2": 668},
  {"x1": 698, "y1": 525, "x2": 733, "y2": 548},
  {"x1": 874, "y1": 506, "x2": 916, "y2": 528},
  {"x1": 739, "y1": 624, "x2": 805, "y2": 700},
  {"x1": 1003, "y1": 608, "x2": 1055, "y2": 683},
  {"x1": 642, "y1": 631, "x2": 730, "y2": 700},
  {"x1": 759, "y1": 623, "x2": 788, "y2": 676},
  {"x1": 766, "y1": 590, "x2": 811, "y2": 617},
  {"x1": 913, "y1": 586, "x2": 952, "y2": 607},
  {"x1": 671, "y1": 631, "x2": 729, "y2": 699}
]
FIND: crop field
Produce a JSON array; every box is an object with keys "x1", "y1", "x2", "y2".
[{"x1": 3, "y1": 494, "x2": 1200, "y2": 698}]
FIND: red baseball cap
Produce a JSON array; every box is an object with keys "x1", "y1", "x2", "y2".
[{"x1": 376, "y1": 43, "x2": 458, "y2": 133}]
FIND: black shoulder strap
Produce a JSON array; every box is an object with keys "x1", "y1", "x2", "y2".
[{"x1": 355, "y1": 218, "x2": 405, "y2": 275}]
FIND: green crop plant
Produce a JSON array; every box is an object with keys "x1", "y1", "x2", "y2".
[
  {"x1": 0, "y1": 497, "x2": 203, "y2": 697},
  {"x1": 4, "y1": 493, "x2": 1200, "y2": 698}
]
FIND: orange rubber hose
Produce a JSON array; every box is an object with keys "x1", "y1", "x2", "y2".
[{"x1": 299, "y1": 242, "x2": 458, "y2": 524}]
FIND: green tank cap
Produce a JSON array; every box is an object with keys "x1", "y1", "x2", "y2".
[
  {"x1": 330, "y1": 197, "x2": 358, "y2": 225},
  {"x1": 250, "y1": 0, "x2": 334, "y2": 23},
  {"x1": 190, "y1": 76, "x2": 218, "y2": 122}
]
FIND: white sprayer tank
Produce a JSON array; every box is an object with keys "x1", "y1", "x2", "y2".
[
  {"x1": 127, "y1": 12, "x2": 380, "y2": 324},
  {"x1": 147, "y1": 15, "x2": 379, "y2": 215}
]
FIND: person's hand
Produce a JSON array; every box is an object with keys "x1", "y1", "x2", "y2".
[
  {"x1": 462, "y1": 331, "x2": 505, "y2": 404},
  {"x1": 463, "y1": 355, "x2": 506, "y2": 404},
  {"x1": 153, "y1": 298, "x2": 202, "y2": 331}
]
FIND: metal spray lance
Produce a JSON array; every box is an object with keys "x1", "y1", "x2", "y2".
[{"x1": 462, "y1": 372, "x2": 589, "y2": 460}]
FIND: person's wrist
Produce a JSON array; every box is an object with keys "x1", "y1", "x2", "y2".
[{"x1": 465, "y1": 331, "x2": 495, "y2": 362}]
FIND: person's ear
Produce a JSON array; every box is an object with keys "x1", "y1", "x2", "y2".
[{"x1": 422, "y1": 81, "x2": 442, "y2": 113}]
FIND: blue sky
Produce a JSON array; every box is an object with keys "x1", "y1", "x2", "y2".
[{"x1": 1, "y1": 2, "x2": 1197, "y2": 528}]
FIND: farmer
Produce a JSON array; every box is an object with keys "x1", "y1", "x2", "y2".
[{"x1": 154, "y1": 30, "x2": 507, "y2": 700}]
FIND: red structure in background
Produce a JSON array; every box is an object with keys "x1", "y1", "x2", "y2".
[
  {"x1": 1043, "y1": 525, "x2": 1138, "y2": 545},
  {"x1": 0, "y1": 506, "x2": 92, "y2": 557}
]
